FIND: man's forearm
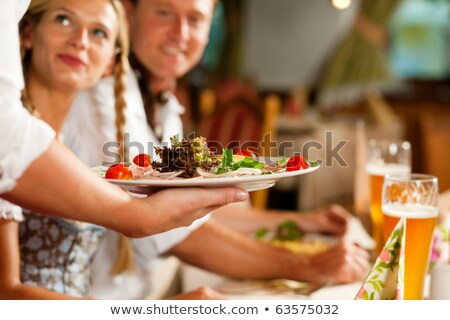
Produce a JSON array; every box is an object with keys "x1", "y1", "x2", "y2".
[
  {"x1": 212, "y1": 204, "x2": 298, "y2": 233},
  {"x1": 169, "y1": 220, "x2": 309, "y2": 280}
]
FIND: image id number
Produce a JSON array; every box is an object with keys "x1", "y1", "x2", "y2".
[{"x1": 275, "y1": 304, "x2": 339, "y2": 315}]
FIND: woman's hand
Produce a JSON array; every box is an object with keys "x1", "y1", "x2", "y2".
[{"x1": 122, "y1": 187, "x2": 249, "y2": 238}]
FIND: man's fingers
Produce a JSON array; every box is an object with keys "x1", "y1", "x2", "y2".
[{"x1": 327, "y1": 205, "x2": 351, "y2": 221}]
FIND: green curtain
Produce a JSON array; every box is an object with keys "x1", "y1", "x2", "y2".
[
  {"x1": 317, "y1": 0, "x2": 402, "y2": 109},
  {"x1": 217, "y1": 0, "x2": 245, "y2": 78}
]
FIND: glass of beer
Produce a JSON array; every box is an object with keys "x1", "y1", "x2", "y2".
[
  {"x1": 382, "y1": 174, "x2": 438, "y2": 300},
  {"x1": 366, "y1": 139, "x2": 411, "y2": 255}
]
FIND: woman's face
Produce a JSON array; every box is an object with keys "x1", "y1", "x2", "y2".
[{"x1": 26, "y1": 0, "x2": 119, "y2": 91}]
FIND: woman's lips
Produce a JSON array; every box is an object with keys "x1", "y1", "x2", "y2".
[{"x1": 57, "y1": 54, "x2": 86, "y2": 68}]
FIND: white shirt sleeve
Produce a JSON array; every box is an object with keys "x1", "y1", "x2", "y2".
[
  {"x1": 131, "y1": 214, "x2": 210, "y2": 270},
  {"x1": 0, "y1": 0, "x2": 55, "y2": 194},
  {"x1": 0, "y1": 198, "x2": 23, "y2": 222}
]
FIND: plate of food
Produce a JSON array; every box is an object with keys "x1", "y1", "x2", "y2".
[
  {"x1": 93, "y1": 136, "x2": 320, "y2": 193},
  {"x1": 254, "y1": 220, "x2": 336, "y2": 255}
]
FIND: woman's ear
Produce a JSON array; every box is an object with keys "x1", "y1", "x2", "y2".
[
  {"x1": 21, "y1": 20, "x2": 35, "y2": 50},
  {"x1": 102, "y1": 56, "x2": 116, "y2": 77}
]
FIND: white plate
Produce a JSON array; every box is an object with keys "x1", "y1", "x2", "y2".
[{"x1": 93, "y1": 159, "x2": 320, "y2": 193}]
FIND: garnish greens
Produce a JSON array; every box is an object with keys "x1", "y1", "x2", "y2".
[
  {"x1": 276, "y1": 157, "x2": 288, "y2": 166},
  {"x1": 275, "y1": 220, "x2": 303, "y2": 241},
  {"x1": 254, "y1": 227, "x2": 270, "y2": 240},
  {"x1": 215, "y1": 148, "x2": 264, "y2": 174},
  {"x1": 152, "y1": 136, "x2": 219, "y2": 177},
  {"x1": 308, "y1": 160, "x2": 319, "y2": 167},
  {"x1": 253, "y1": 220, "x2": 303, "y2": 241}
]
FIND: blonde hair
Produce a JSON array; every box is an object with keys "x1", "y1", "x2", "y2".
[
  {"x1": 19, "y1": 0, "x2": 134, "y2": 275},
  {"x1": 110, "y1": 0, "x2": 130, "y2": 163}
]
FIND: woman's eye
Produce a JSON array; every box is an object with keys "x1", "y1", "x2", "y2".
[
  {"x1": 92, "y1": 28, "x2": 108, "y2": 39},
  {"x1": 55, "y1": 14, "x2": 71, "y2": 27}
]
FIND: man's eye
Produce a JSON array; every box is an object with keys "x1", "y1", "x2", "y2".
[
  {"x1": 55, "y1": 14, "x2": 71, "y2": 27},
  {"x1": 157, "y1": 9, "x2": 172, "y2": 17},
  {"x1": 92, "y1": 28, "x2": 108, "y2": 39},
  {"x1": 189, "y1": 15, "x2": 201, "y2": 25}
]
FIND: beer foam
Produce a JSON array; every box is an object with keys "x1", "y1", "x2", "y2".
[
  {"x1": 366, "y1": 163, "x2": 411, "y2": 176},
  {"x1": 382, "y1": 202, "x2": 438, "y2": 219}
]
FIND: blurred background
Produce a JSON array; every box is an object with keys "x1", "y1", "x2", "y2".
[{"x1": 176, "y1": 0, "x2": 450, "y2": 216}]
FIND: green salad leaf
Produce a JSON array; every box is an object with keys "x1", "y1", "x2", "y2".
[
  {"x1": 254, "y1": 227, "x2": 270, "y2": 240},
  {"x1": 152, "y1": 136, "x2": 219, "y2": 177},
  {"x1": 221, "y1": 148, "x2": 233, "y2": 168},
  {"x1": 275, "y1": 220, "x2": 303, "y2": 241},
  {"x1": 216, "y1": 149, "x2": 264, "y2": 174}
]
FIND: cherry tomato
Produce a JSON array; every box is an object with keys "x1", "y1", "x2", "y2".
[
  {"x1": 286, "y1": 156, "x2": 309, "y2": 171},
  {"x1": 132, "y1": 153, "x2": 151, "y2": 167},
  {"x1": 105, "y1": 164, "x2": 133, "y2": 180},
  {"x1": 236, "y1": 149, "x2": 254, "y2": 157}
]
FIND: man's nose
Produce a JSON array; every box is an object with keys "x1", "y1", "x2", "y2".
[{"x1": 172, "y1": 16, "x2": 190, "y2": 40}]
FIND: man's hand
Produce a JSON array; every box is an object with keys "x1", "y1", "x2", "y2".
[
  {"x1": 302, "y1": 240, "x2": 370, "y2": 284},
  {"x1": 296, "y1": 204, "x2": 350, "y2": 236}
]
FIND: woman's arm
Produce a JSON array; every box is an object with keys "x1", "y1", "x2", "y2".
[
  {"x1": 3, "y1": 140, "x2": 248, "y2": 238},
  {"x1": 0, "y1": 219, "x2": 84, "y2": 300}
]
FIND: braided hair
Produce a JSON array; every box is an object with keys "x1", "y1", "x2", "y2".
[{"x1": 110, "y1": 0, "x2": 130, "y2": 163}]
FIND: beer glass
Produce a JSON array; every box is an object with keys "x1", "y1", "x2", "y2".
[
  {"x1": 366, "y1": 139, "x2": 411, "y2": 255},
  {"x1": 382, "y1": 174, "x2": 438, "y2": 300}
]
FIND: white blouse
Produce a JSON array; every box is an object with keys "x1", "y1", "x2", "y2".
[
  {"x1": 0, "y1": 0, "x2": 55, "y2": 194},
  {"x1": 0, "y1": 198, "x2": 23, "y2": 222}
]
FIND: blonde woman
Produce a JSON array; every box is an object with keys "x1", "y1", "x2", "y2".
[{"x1": 0, "y1": 0, "x2": 130, "y2": 299}]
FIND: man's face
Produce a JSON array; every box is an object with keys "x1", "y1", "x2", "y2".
[{"x1": 127, "y1": 0, "x2": 214, "y2": 81}]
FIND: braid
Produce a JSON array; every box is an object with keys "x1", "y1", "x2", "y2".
[
  {"x1": 109, "y1": 0, "x2": 134, "y2": 275},
  {"x1": 110, "y1": 49, "x2": 135, "y2": 276},
  {"x1": 111, "y1": 56, "x2": 136, "y2": 276},
  {"x1": 113, "y1": 53, "x2": 129, "y2": 162}
]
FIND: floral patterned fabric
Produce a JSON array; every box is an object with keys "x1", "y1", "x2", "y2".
[
  {"x1": 19, "y1": 211, "x2": 105, "y2": 297},
  {"x1": 355, "y1": 218, "x2": 405, "y2": 300}
]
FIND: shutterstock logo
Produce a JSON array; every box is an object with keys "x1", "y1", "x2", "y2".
[{"x1": 101, "y1": 131, "x2": 349, "y2": 167}]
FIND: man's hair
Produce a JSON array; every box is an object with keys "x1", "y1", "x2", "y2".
[{"x1": 128, "y1": 0, "x2": 219, "y2": 7}]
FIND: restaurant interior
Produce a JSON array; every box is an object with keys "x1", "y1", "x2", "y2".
[{"x1": 151, "y1": 0, "x2": 450, "y2": 299}]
